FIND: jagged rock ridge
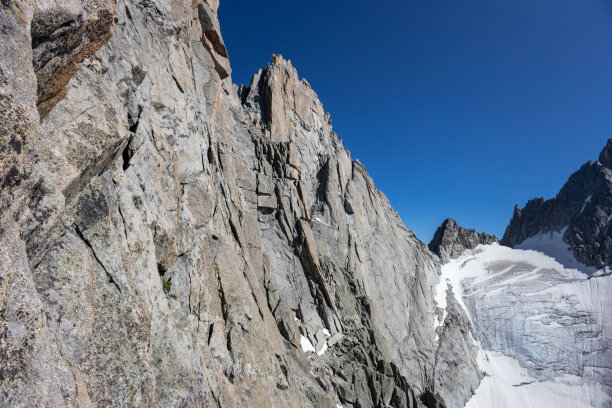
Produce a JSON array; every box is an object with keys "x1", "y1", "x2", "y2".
[
  {"x1": 428, "y1": 218, "x2": 499, "y2": 263},
  {"x1": 0, "y1": 1, "x2": 481, "y2": 407},
  {"x1": 502, "y1": 140, "x2": 612, "y2": 269}
]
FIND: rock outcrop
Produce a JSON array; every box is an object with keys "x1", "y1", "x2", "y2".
[
  {"x1": 428, "y1": 218, "x2": 499, "y2": 263},
  {"x1": 0, "y1": 1, "x2": 483, "y2": 407},
  {"x1": 599, "y1": 139, "x2": 612, "y2": 169},
  {"x1": 502, "y1": 140, "x2": 612, "y2": 269},
  {"x1": 433, "y1": 293, "x2": 481, "y2": 408},
  {"x1": 426, "y1": 219, "x2": 492, "y2": 407},
  {"x1": 31, "y1": 0, "x2": 117, "y2": 119}
]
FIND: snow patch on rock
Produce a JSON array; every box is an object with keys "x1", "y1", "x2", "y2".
[
  {"x1": 300, "y1": 335, "x2": 316, "y2": 353},
  {"x1": 580, "y1": 195, "x2": 593, "y2": 214},
  {"x1": 317, "y1": 342, "x2": 328, "y2": 356}
]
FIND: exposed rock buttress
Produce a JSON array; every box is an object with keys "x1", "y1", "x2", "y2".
[
  {"x1": 429, "y1": 218, "x2": 499, "y2": 263},
  {"x1": 0, "y1": 1, "x2": 482, "y2": 407}
]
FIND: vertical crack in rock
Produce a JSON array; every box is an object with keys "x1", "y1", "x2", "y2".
[
  {"x1": 74, "y1": 224, "x2": 120, "y2": 292},
  {"x1": 121, "y1": 138, "x2": 132, "y2": 171},
  {"x1": 297, "y1": 219, "x2": 335, "y2": 310}
]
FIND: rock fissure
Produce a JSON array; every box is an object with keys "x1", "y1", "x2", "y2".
[{"x1": 74, "y1": 224, "x2": 120, "y2": 293}]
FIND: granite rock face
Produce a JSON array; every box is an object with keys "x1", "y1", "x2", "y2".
[
  {"x1": 31, "y1": 0, "x2": 117, "y2": 119},
  {"x1": 0, "y1": 1, "x2": 483, "y2": 407},
  {"x1": 428, "y1": 218, "x2": 499, "y2": 263},
  {"x1": 433, "y1": 293, "x2": 481, "y2": 408},
  {"x1": 502, "y1": 140, "x2": 612, "y2": 269}
]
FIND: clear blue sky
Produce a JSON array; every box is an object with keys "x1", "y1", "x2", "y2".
[{"x1": 219, "y1": 0, "x2": 612, "y2": 243}]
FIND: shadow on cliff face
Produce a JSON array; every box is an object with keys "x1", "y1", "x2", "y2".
[{"x1": 31, "y1": 1, "x2": 116, "y2": 119}]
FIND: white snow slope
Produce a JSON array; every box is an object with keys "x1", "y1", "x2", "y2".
[
  {"x1": 516, "y1": 227, "x2": 600, "y2": 275},
  {"x1": 435, "y1": 243, "x2": 612, "y2": 408}
]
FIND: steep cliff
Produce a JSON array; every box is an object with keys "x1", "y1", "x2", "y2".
[{"x1": 0, "y1": 1, "x2": 481, "y2": 407}]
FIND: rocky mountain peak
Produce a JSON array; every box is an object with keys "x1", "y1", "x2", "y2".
[
  {"x1": 240, "y1": 55, "x2": 331, "y2": 142},
  {"x1": 428, "y1": 218, "x2": 499, "y2": 263},
  {"x1": 240, "y1": 54, "x2": 329, "y2": 144},
  {"x1": 270, "y1": 53, "x2": 292, "y2": 67},
  {"x1": 598, "y1": 138, "x2": 612, "y2": 169},
  {"x1": 502, "y1": 140, "x2": 612, "y2": 269}
]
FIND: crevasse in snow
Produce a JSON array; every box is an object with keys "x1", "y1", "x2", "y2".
[{"x1": 435, "y1": 244, "x2": 612, "y2": 408}]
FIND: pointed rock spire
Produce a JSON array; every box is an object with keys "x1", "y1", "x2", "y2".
[
  {"x1": 598, "y1": 139, "x2": 612, "y2": 169},
  {"x1": 429, "y1": 218, "x2": 499, "y2": 263}
]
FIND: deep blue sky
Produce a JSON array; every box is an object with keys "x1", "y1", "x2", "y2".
[{"x1": 219, "y1": 0, "x2": 612, "y2": 243}]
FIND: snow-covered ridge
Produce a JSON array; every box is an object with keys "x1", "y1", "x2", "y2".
[{"x1": 435, "y1": 244, "x2": 612, "y2": 408}]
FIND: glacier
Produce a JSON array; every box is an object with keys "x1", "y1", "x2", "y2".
[
  {"x1": 435, "y1": 243, "x2": 612, "y2": 408},
  {"x1": 516, "y1": 227, "x2": 601, "y2": 276}
]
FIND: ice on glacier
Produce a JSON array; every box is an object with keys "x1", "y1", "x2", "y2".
[
  {"x1": 516, "y1": 227, "x2": 599, "y2": 275},
  {"x1": 434, "y1": 244, "x2": 612, "y2": 408}
]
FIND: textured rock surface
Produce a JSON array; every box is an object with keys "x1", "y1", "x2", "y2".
[
  {"x1": 427, "y1": 220, "x2": 490, "y2": 407},
  {"x1": 599, "y1": 139, "x2": 612, "y2": 169},
  {"x1": 502, "y1": 141, "x2": 612, "y2": 270},
  {"x1": 0, "y1": 1, "x2": 485, "y2": 407},
  {"x1": 433, "y1": 292, "x2": 481, "y2": 408},
  {"x1": 428, "y1": 218, "x2": 499, "y2": 263},
  {"x1": 31, "y1": 0, "x2": 117, "y2": 118}
]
